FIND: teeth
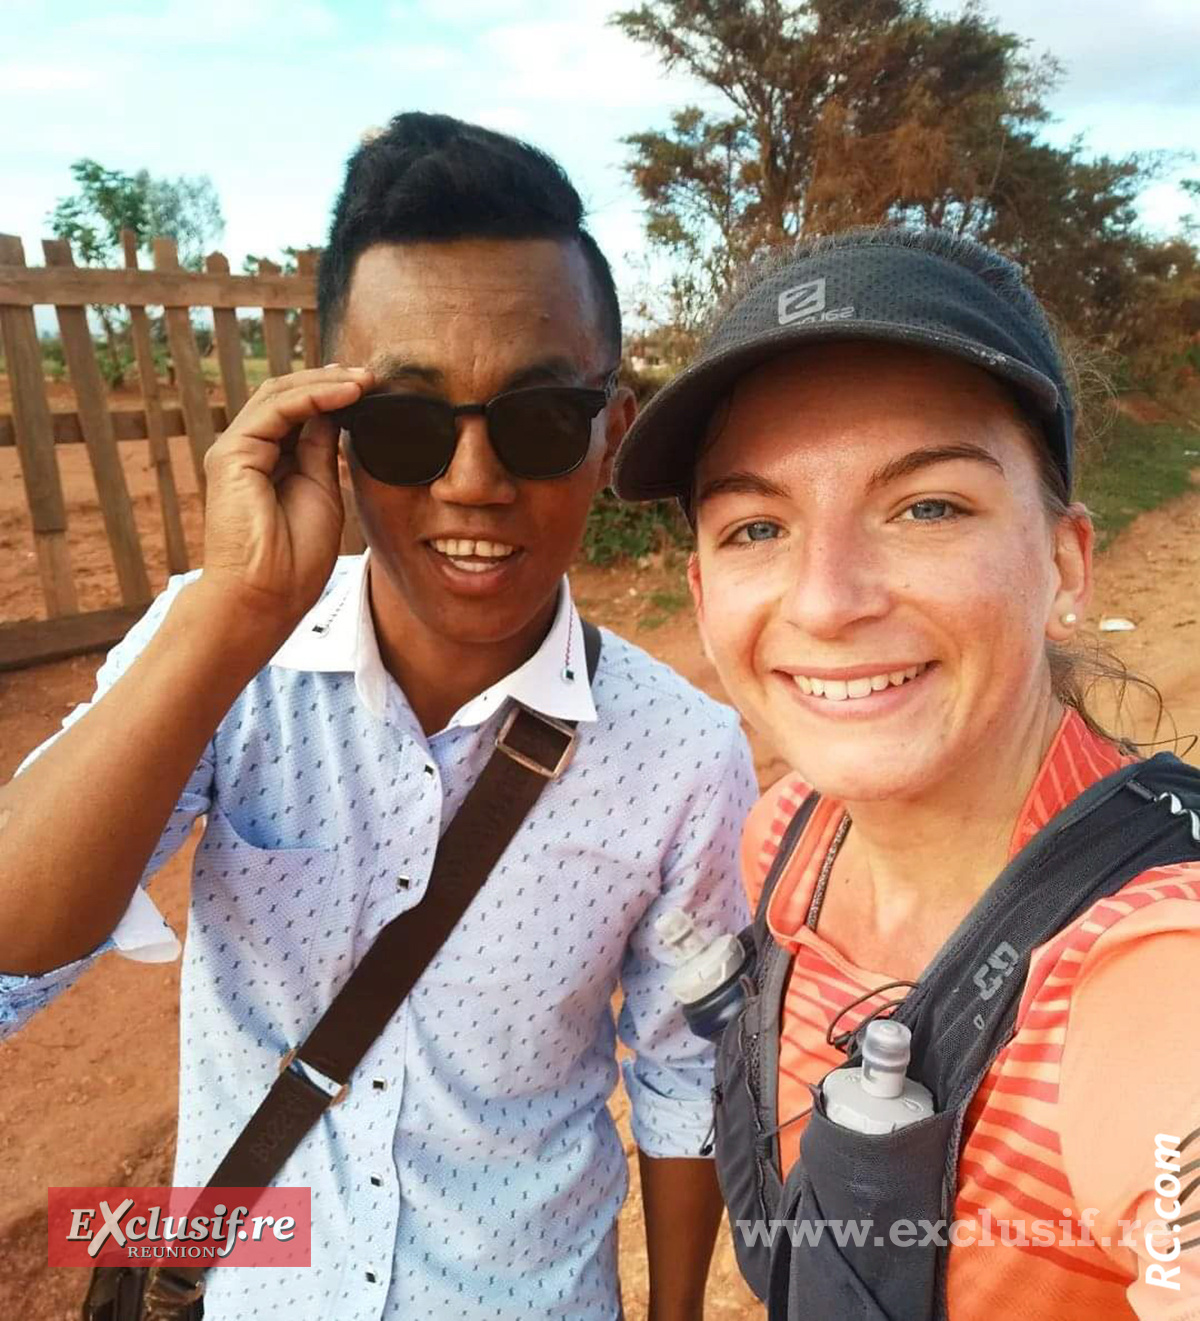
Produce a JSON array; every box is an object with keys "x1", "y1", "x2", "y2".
[
  {"x1": 793, "y1": 663, "x2": 929, "y2": 702},
  {"x1": 431, "y1": 538, "x2": 516, "y2": 560}
]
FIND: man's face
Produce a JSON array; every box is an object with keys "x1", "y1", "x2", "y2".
[
  {"x1": 688, "y1": 341, "x2": 1091, "y2": 806},
  {"x1": 333, "y1": 238, "x2": 629, "y2": 648}
]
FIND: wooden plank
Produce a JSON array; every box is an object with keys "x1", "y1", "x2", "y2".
[
  {"x1": 206, "y1": 251, "x2": 249, "y2": 417},
  {"x1": 296, "y1": 249, "x2": 322, "y2": 368},
  {"x1": 0, "y1": 403, "x2": 229, "y2": 448},
  {"x1": 44, "y1": 238, "x2": 151, "y2": 607},
  {"x1": 124, "y1": 230, "x2": 188, "y2": 576},
  {"x1": 0, "y1": 605, "x2": 148, "y2": 671},
  {"x1": 0, "y1": 234, "x2": 78, "y2": 617},
  {"x1": 258, "y1": 259, "x2": 293, "y2": 378},
  {"x1": 0, "y1": 264, "x2": 315, "y2": 310},
  {"x1": 155, "y1": 237, "x2": 215, "y2": 495}
]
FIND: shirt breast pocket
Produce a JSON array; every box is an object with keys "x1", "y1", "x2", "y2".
[{"x1": 188, "y1": 801, "x2": 344, "y2": 1036}]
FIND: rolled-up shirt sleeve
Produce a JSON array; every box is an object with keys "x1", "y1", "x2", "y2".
[
  {"x1": 0, "y1": 571, "x2": 213, "y2": 1036},
  {"x1": 617, "y1": 710, "x2": 756, "y2": 1157}
]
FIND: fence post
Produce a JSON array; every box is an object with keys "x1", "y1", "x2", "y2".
[
  {"x1": 0, "y1": 234, "x2": 79, "y2": 617},
  {"x1": 42, "y1": 238, "x2": 152, "y2": 607},
  {"x1": 296, "y1": 249, "x2": 322, "y2": 369},
  {"x1": 122, "y1": 230, "x2": 189, "y2": 576},
  {"x1": 154, "y1": 237, "x2": 215, "y2": 496},
  {"x1": 206, "y1": 251, "x2": 249, "y2": 417},
  {"x1": 258, "y1": 259, "x2": 293, "y2": 378}
]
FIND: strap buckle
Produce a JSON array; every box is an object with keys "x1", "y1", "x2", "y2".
[
  {"x1": 143, "y1": 1266, "x2": 206, "y2": 1311},
  {"x1": 280, "y1": 1048, "x2": 349, "y2": 1106},
  {"x1": 495, "y1": 704, "x2": 577, "y2": 779}
]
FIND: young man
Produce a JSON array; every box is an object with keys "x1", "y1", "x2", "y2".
[{"x1": 0, "y1": 114, "x2": 755, "y2": 1320}]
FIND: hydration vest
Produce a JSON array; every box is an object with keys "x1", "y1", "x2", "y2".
[{"x1": 711, "y1": 752, "x2": 1200, "y2": 1320}]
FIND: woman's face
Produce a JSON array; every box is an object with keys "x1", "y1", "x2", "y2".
[{"x1": 689, "y1": 341, "x2": 1091, "y2": 805}]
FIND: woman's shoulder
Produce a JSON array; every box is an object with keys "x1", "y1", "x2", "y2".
[{"x1": 1021, "y1": 858, "x2": 1200, "y2": 1017}]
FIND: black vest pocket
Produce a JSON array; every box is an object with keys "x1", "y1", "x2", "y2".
[{"x1": 770, "y1": 1098, "x2": 956, "y2": 1321}]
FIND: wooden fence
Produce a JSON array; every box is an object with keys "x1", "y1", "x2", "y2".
[{"x1": 0, "y1": 231, "x2": 363, "y2": 671}]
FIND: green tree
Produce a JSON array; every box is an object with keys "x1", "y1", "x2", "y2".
[
  {"x1": 50, "y1": 158, "x2": 224, "y2": 270},
  {"x1": 49, "y1": 159, "x2": 225, "y2": 384}
]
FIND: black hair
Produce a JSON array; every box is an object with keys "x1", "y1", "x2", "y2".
[{"x1": 318, "y1": 112, "x2": 621, "y2": 362}]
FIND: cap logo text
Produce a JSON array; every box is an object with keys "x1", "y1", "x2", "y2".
[{"x1": 778, "y1": 279, "x2": 826, "y2": 325}]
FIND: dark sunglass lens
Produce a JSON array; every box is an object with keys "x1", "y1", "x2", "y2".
[
  {"x1": 488, "y1": 388, "x2": 602, "y2": 479},
  {"x1": 344, "y1": 395, "x2": 456, "y2": 485}
]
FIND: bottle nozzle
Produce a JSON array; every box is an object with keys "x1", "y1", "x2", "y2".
[
  {"x1": 655, "y1": 909, "x2": 709, "y2": 965},
  {"x1": 860, "y1": 1019, "x2": 912, "y2": 1099}
]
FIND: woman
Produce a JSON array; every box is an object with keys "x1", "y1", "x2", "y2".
[{"x1": 614, "y1": 229, "x2": 1200, "y2": 1318}]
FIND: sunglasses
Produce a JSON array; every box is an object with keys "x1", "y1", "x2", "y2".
[{"x1": 334, "y1": 375, "x2": 617, "y2": 486}]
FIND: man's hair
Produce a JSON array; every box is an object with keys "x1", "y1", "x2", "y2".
[{"x1": 318, "y1": 112, "x2": 621, "y2": 362}]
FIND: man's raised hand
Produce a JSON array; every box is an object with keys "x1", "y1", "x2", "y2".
[{"x1": 199, "y1": 364, "x2": 374, "y2": 639}]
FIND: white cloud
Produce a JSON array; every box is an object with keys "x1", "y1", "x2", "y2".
[
  {"x1": 65, "y1": 0, "x2": 339, "y2": 45},
  {"x1": 347, "y1": 40, "x2": 458, "y2": 74},
  {"x1": 0, "y1": 60, "x2": 103, "y2": 93},
  {"x1": 936, "y1": 0, "x2": 1200, "y2": 110}
]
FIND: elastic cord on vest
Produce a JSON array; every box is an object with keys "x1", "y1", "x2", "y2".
[{"x1": 824, "y1": 980, "x2": 918, "y2": 1054}]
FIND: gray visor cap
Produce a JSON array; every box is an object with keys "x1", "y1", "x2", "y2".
[{"x1": 612, "y1": 239, "x2": 1074, "y2": 504}]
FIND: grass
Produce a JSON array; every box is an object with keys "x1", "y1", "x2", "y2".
[
  {"x1": 637, "y1": 586, "x2": 692, "y2": 631},
  {"x1": 201, "y1": 356, "x2": 305, "y2": 392},
  {"x1": 1077, "y1": 414, "x2": 1200, "y2": 550}
]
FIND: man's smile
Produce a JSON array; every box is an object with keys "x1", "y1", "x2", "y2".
[{"x1": 428, "y1": 536, "x2": 520, "y2": 573}]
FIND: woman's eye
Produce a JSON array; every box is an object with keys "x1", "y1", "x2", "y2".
[
  {"x1": 729, "y1": 520, "x2": 782, "y2": 544},
  {"x1": 900, "y1": 499, "x2": 961, "y2": 522}
]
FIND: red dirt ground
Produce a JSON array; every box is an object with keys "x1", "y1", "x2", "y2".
[{"x1": 1, "y1": 417, "x2": 1198, "y2": 1318}]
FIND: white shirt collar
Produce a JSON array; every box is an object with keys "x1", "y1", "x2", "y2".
[{"x1": 269, "y1": 551, "x2": 597, "y2": 728}]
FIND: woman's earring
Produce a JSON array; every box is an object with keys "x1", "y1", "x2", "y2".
[{"x1": 1061, "y1": 612, "x2": 1078, "y2": 626}]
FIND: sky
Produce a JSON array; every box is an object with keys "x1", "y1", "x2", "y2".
[{"x1": 2, "y1": 0, "x2": 1198, "y2": 317}]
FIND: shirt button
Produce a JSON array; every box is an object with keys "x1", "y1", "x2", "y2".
[
  {"x1": 370, "y1": 1175, "x2": 383, "y2": 1187},
  {"x1": 422, "y1": 763, "x2": 435, "y2": 776},
  {"x1": 396, "y1": 876, "x2": 410, "y2": 891}
]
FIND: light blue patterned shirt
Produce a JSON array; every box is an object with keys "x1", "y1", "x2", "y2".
[{"x1": 1, "y1": 554, "x2": 755, "y2": 1320}]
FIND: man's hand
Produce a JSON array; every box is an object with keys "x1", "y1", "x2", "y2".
[{"x1": 200, "y1": 364, "x2": 374, "y2": 637}]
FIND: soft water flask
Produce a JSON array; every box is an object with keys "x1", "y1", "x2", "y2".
[
  {"x1": 821, "y1": 1020, "x2": 935, "y2": 1134},
  {"x1": 655, "y1": 909, "x2": 751, "y2": 1041}
]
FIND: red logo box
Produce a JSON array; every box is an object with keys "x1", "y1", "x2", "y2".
[{"x1": 48, "y1": 1187, "x2": 311, "y2": 1267}]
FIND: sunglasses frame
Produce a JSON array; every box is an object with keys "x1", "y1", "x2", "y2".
[{"x1": 335, "y1": 372, "x2": 619, "y2": 486}]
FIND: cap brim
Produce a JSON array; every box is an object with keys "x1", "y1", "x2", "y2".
[{"x1": 613, "y1": 319, "x2": 1062, "y2": 502}]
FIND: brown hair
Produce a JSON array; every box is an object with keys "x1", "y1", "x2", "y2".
[{"x1": 1025, "y1": 409, "x2": 1166, "y2": 755}]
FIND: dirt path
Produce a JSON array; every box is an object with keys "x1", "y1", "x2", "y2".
[{"x1": 1, "y1": 477, "x2": 1198, "y2": 1319}]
